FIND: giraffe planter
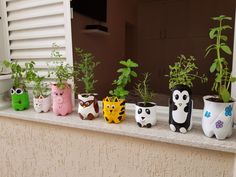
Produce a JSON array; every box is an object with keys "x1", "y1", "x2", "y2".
[
  {"x1": 202, "y1": 96, "x2": 234, "y2": 140},
  {"x1": 78, "y1": 93, "x2": 99, "y2": 120}
]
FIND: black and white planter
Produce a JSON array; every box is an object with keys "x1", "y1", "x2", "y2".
[
  {"x1": 169, "y1": 85, "x2": 193, "y2": 133},
  {"x1": 202, "y1": 96, "x2": 234, "y2": 140},
  {"x1": 33, "y1": 95, "x2": 51, "y2": 113},
  {"x1": 78, "y1": 93, "x2": 99, "y2": 120},
  {"x1": 135, "y1": 102, "x2": 157, "y2": 128}
]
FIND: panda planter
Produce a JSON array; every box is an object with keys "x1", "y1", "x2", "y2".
[
  {"x1": 169, "y1": 85, "x2": 193, "y2": 133},
  {"x1": 102, "y1": 97, "x2": 126, "y2": 124},
  {"x1": 135, "y1": 102, "x2": 157, "y2": 128},
  {"x1": 33, "y1": 95, "x2": 51, "y2": 113},
  {"x1": 10, "y1": 87, "x2": 30, "y2": 111},
  {"x1": 78, "y1": 93, "x2": 99, "y2": 120},
  {"x1": 51, "y1": 84, "x2": 73, "y2": 116},
  {"x1": 202, "y1": 96, "x2": 234, "y2": 140}
]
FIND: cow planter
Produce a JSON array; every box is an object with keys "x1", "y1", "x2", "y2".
[{"x1": 33, "y1": 95, "x2": 51, "y2": 113}]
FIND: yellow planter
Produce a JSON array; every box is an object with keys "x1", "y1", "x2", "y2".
[{"x1": 102, "y1": 97, "x2": 126, "y2": 124}]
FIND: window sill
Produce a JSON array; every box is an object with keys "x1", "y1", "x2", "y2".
[{"x1": 0, "y1": 102, "x2": 236, "y2": 154}]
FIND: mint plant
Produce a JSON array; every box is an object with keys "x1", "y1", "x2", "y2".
[
  {"x1": 75, "y1": 48, "x2": 100, "y2": 93},
  {"x1": 109, "y1": 59, "x2": 138, "y2": 99},
  {"x1": 166, "y1": 55, "x2": 207, "y2": 89},
  {"x1": 205, "y1": 15, "x2": 236, "y2": 102},
  {"x1": 135, "y1": 73, "x2": 154, "y2": 105}
]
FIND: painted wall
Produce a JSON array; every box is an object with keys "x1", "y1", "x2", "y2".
[
  {"x1": 0, "y1": 116, "x2": 235, "y2": 177},
  {"x1": 72, "y1": 0, "x2": 137, "y2": 98}
]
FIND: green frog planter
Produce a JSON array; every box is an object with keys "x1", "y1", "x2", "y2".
[{"x1": 10, "y1": 87, "x2": 30, "y2": 111}]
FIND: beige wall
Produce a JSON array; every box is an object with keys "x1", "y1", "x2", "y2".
[{"x1": 0, "y1": 116, "x2": 235, "y2": 177}]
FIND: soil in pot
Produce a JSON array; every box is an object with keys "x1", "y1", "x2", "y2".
[
  {"x1": 135, "y1": 102, "x2": 157, "y2": 128},
  {"x1": 102, "y1": 97, "x2": 125, "y2": 124},
  {"x1": 51, "y1": 84, "x2": 72, "y2": 116},
  {"x1": 10, "y1": 87, "x2": 30, "y2": 111},
  {"x1": 78, "y1": 93, "x2": 99, "y2": 120},
  {"x1": 169, "y1": 85, "x2": 192, "y2": 133}
]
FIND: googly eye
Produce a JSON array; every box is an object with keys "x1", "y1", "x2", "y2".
[
  {"x1": 138, "y1": 108, "x2": 142, "y2": 114},
  {"x1": 183, "y1": 95, "x2": 187, "y2": 100},
  {"x1": 111, "y1": 105, "x2": 115, "y2": 109},
  {"x1": 15, "y1": 88, "x2": 23, "y2": 95},
  {"x1": 145, "y1": 109, "x2": 150, "y2": 115},
  {"x1": 10, "y1": 88, "x2": 15, "y2": 95},
  {"x1": 175, "y1": 94, "x2": 179, "y2": 100}
]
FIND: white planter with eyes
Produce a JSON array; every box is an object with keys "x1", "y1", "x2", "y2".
[
  {"x1": 33, "y1": 95, "x2": 51, "y2": 113},
  {"x1": 135, "y1": 102, "x2": 157, "y2": 128}
]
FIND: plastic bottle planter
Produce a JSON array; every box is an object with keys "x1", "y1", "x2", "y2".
[
  {"x1": 33, "y1": 95, "x2": 51, "y2": 113},
  {"x1": 102, "y1": 97, "x2": 125, "y2": 124},
  {"x1": 169, "y1": 85, "x2": 193, "y2": 134},
  {"x1": 202, "y1": 96, "x2": 234, "y2": 140},
  {"x1": 78, "y1": 93, "x2": 99, "y2": 120},
  {"x1": 135, "y1": 102, "x2": 157, "y2": 128},
  {"x1": 10, "y1": 87, "x2": 30, "y2": 111},
  {"x1": 51, "y1": 84, "x2": 73, "y2": 116}
]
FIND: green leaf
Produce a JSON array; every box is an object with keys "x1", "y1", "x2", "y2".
[
  {"x1": 209, "y1": 29, "x2": 217, "y2": 39},
  {"x1": 221, "y1": 45, "x2": 232, "y2": 55},
  {"x1": 220, "y1": 87, "x2": 231, "y2": 103},
  {"x1": 210, "y1": 63, "x2": 217, "y2": 73},
  {"x1": 131, "y1": 71, "x2": 137, "y2": 77},
  {"x1": 220, "y1": 35, "x2": 228, "y2": 41},
  {"x1": 230, "y1": 77, "x2": 236, "y2": 83}
]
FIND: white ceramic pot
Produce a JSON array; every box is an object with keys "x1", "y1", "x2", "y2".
[
  {"x1": 135, "y1": 102, "x2": 157, "y2": 128},
  {"x1": 202, "y1": 96, "x2": 234, "y2": 140},
  {"x1": 33, "y1": 95, "x2": 51, "y2": 113},
  {"x1": 78, "y1": 93, "x2": 99, "y2": 120}
]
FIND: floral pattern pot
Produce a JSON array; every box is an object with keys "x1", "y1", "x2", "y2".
[
  {"x1": 33, "y1": 95, "x2": 51, "y2": 113},
  {"x1": 102, "y1": 97, "x2": 125, "y2": 124},
  {"x1": 10, "y1": 87, "x2": 30, "y2": 111},
  {"x1": 78, "y1": 93, "x2": 99, "y2": 120},
  {"x1": 202, "y1": 96, "x2": 234, "y2": 140},
  {"x1": 51, "y1": 84, "x2": 72, "y2": 116},
  {"x1": 135, "y1": 102, "x2": 157, "y2": 128},
  {"x1": 169, "y1": 85, "x2": 193, "y2": 133}
]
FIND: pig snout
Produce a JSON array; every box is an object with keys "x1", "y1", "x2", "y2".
[{"x1": 56, "y1": 96, "x2": 63, "y2": 104}]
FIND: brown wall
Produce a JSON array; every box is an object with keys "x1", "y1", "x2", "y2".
[{"x1": 72, "y1": 0, "x2": 138, "y2": 99}]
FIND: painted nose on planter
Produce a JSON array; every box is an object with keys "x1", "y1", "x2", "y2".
[{"x1": 56, "y1": 96, "x2": 63, "y2": 104}]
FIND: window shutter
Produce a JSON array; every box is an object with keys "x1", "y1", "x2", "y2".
[{"x1": 1, "y1": 0, "x2": 73, "y2": 85}]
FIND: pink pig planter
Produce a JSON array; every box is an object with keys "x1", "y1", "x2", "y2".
[{"x1": 51, "y1": 84, "x2": 73, "y2": 116}]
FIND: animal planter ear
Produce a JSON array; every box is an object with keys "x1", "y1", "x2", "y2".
[
  {"x1": 169, "y1": 85, "x2": 192, "y2": 133},
  {"x1": 102, "y1": 97, "x2": 125, "y2": 124},
  {"x1": 78, "y1": 94, "x2": 99, "y2": 120},
  {"x1": 10, "y1": 88, "x2": 30, "y2": 111}
]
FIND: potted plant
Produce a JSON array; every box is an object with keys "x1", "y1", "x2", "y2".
[
  {"x1": 134, "y1": 73, "x2": 157, "y2": 128},
  {"x1": 3, "y1": 60, "x2": 31, "y2": 111},
  {"x1": 24, "y1": 62, "x2": 51, "y2": 113},
  {"x1": 49, "y1": 43, "x2": 77, "y2": 116},
  {"x1": 103, "y1": 59, "x2": 138, "y2": 124},
  {"x1": 202, "y1": 15, "x2": 236, "y2": 140},
  {"x1": 166, "y1": 55, "x2": 207, "y2": 133},
  {"x1": 75, "y1": 48, "x2": 100, "y2": 120}
]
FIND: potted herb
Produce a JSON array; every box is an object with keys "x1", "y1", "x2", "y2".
[
  {"x1": 25, "y1": 62, "x2": 51, "y2": 113},
  {"x1": 3, "y1": 60, "x2": 30, "y2": 111},
  {"x1": 134, "y1": 73, "x2": 157, "y2": 128},
  {"x1": 75, "y1": 48, "x2": 100, "y2": 120},
  {"x1": 49, "y1": 43, "x2": 76, "y2": 116},
  {"x1": 103, "y1": 59, "x2": 138, "y2": 124},
  {"x1": 166, "y1": 55, "x2": 207, "y2": 133},
  {"x1": 202, "y1": 15, "x2": 236, "y2": 140}
]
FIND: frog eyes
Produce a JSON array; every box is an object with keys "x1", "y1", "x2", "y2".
[{"x1": 11, "y1": 88, "x2": 23, "y2": 95}]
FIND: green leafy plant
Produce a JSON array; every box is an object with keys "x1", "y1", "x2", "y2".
[
  {"x1": 166, "y1": 55, "x2": 207, "y2": 89},
  {"x1": 135, "y1": 73, "x2": 154, "y2": 105},
  {"x1": 24, "y1": 62, "x2": 50, "y2": 98},
  {"x1": 49, "y1": 43, "x2": 78, "y2": 89},
  {"x1": 109, "y1": 59, "x2": 138, "y2": 99},
  {"x1": 75, "y1": 48, "x2": 100, "y2": 93},
  {"x1": 3, "y1": 60, "x2": 30, "y2": 89},
  {"x1": 205, "y1": 15, "x2": 236, "y2": 102}
]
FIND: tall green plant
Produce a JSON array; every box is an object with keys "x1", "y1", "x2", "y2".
[
  {"x1": 135, "y1": 73, "x2": 154, "y2": 105},
  {"x1": 109, "y1": 59, "x2": 138, "y2": 99},
  {"x1": 205, "y1": 15, "x2": 236, "y2": 102},
  {"x1": 166, "y1": 55, "x2": 207, "y2": 89},
  {"x1": 75, "y1": 48, "x2": 100, "y2": 93}
]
